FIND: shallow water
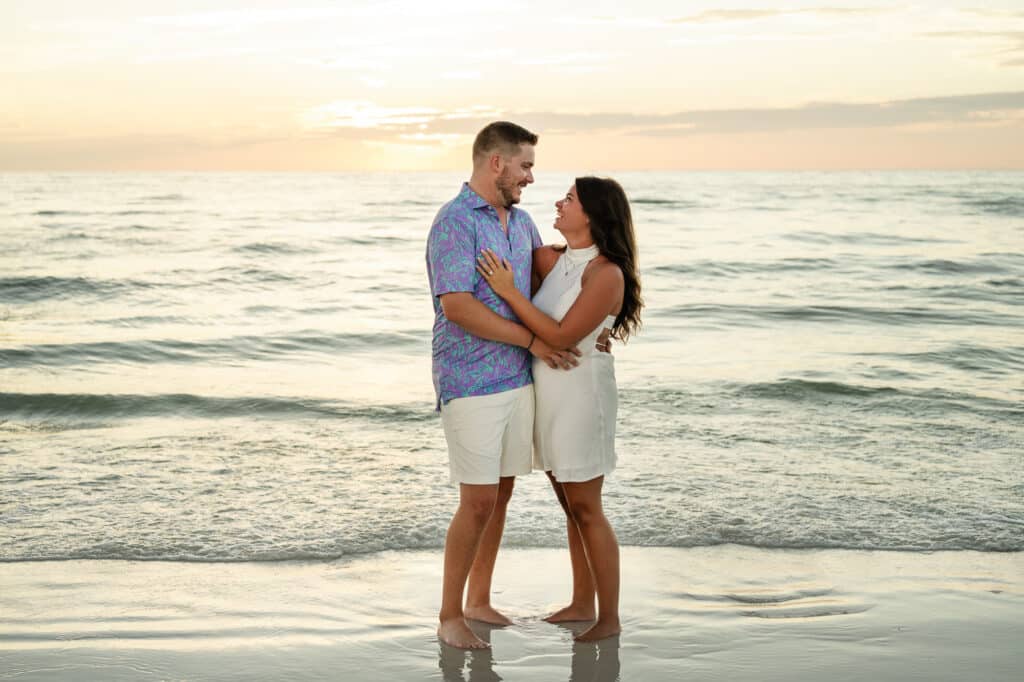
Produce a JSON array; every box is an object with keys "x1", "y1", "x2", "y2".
[
  {"x1": 2, "y1": 171, "x2": 1022, "y2": 560},
  {"x1": 1, "y1": 548, "x2": 1021, "y2": 681}
]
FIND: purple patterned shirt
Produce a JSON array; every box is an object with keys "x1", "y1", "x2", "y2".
[{"x1": 426, "y1": 183, "x2": 543, "y2": 408}]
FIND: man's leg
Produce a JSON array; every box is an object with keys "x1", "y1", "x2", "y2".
[
  {"x1": 438, "y1": 483, "x2": 499, "y2": 649},
  {"x1": 464, "y1": 475, "x2": 515, "y2": 625},
  {"x1": 438, "y1": 386, "x2": 530, "y2": 645},
  {"x1": 462, "y1": 385, "x2": 532, "y2": 623}
]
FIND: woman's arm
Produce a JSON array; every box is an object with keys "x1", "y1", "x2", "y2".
[
  {"x1": 477, "y1": 248, "x2": 623, "y2": 350},
  {"x1": 440, "y1": 292, "x2": 580, "y2": 369}
]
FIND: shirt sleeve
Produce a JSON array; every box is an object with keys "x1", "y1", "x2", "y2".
[{"x1": 427, "y1": 215, "x2": 477, "y2": 297}]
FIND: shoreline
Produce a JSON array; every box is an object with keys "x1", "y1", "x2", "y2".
[{"x1": 1, "y1": 546, "x2": 1021, "y2": 681}]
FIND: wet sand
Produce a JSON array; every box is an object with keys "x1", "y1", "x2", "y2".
[{"x1": 1, "y1": 546, "x2": 1021, "y2": 681}]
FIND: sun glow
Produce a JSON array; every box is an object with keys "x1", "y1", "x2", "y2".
[{"x1": 3, "y1": 1, "x2": 1024, "y2": 170}]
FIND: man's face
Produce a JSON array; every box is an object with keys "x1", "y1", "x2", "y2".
[{"x1": 495, "y1": 144, "x2": 535, "y2": 207}]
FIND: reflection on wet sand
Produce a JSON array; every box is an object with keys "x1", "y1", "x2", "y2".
[
  {"x1": 570, "y1": 636, "x2": 621, "y2": 682},
  {"x1": 438, "y1": 621, "x2": 501, "y2": 682},
  {"x1": 438, "y1": 620, "x2": 622, "y2": 682}
]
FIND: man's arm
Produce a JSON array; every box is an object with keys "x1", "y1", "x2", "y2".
[
  {"x1": 440, "y1": 293, "x2": 579, "y2": 369},
  {"x1": 440, "y1": 292, "x2": 531, "y2": 346}
]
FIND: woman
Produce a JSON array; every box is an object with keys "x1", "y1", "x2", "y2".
[{"x1": 476, "y1": 176, "x2": 642, "y2": 642}]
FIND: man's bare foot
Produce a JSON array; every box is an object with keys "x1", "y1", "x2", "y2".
[
  {"x1": 437, "y1": 618, "x2": 489, "y2": 649},
  {"x1": 463, "y1": 604, "x2": 513, "y2": 626},
  {"x1": 543, "y1": 604, "x2": 596, "y2": 623},
  {"x1": 574, "y1": 619, "x2": 621, "y2": 642}
]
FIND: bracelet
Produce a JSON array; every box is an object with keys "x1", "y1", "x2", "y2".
[{"x1": 526, "y1": 333, "x2": 536, "y2": 351}]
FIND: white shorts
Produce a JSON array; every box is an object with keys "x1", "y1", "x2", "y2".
[{"x1": 440, "y1": 385, "x2": 534, "y2": 485}]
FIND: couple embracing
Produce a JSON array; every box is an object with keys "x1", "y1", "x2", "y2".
[{"x1": 425, "y1": 121, "x2": 642, "y2": 650}]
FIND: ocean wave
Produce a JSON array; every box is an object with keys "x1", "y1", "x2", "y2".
[
  {"x1": 0, "y1": 392, "x2": 434, "y2": 422},
  {"x1": 878, "y1": 280, "x2": 1024, "y2": 305},
  {"x1": 110, "y1": 209, "x2": 196, "y2": 216},
  {"x1": 653, "y1": 257, "x2": 839, "y2": 277},
  {"x1": 622, "y1": 381, "x2": 1023, "y2": 418},
  {"x1": 0, "y1": 275, "x2": 148, "y2": 303},
  {"x1": 92, "y1": 314, "x2": 196, "y2": 328},
  {"x1": 0, "y1": 329, "x2": 429, "y2": 367},
  {"x1": 47, "y1": 231, "x2": 93, "y2": 241},
  {"x1": 962, "y1": 196, "x2": 1024, "y2": 217},
  {"x1": 859, "y1": 344, "x2": 1024, "y2": 375},
  {"x1": 732, "y1": 379, "x2": 1023, "y2": 414},
  {"x1": 137, "y1": 193, "x2": 186, "y2": 202},
  {"x1": 233, "y1": 241, "x2": 318, "y2": 255},
  {"x1": 888, "y1": 258, "x2": 1011, "y2": 275},
  {"x1": 631, "y1": 198, "x2": 702, "y2": 208},
  {"x1": 733, "y1": 378, "x2": 900, "y2": 400},
  {"x1": 208, "y1": 267, "x2": 303, "y2": 286},
  {"x1": 661, "y1": 302, "x2": 1020, "y2": 328},
  {"x1": 362, "y1": 199, "x2": 437, "y2": 207},
  {"x1": 784, "y1": 231, "x2": 951, "y2": 246},
  {"x1": 33, "y1": 210, "x2": 88, "y2": 217},
  {"x1": 333, "y1": 235, "x2": 405, "y2": 246},
  {"x1": 1, "y1": 532, "x2": 1019, "y2": 564},
  {"x1": 987, "y1": 277, "x2": 1024, "y2": 289}
]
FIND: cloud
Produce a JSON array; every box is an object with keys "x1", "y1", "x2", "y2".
[
  {"x1": 302, "y1": 101, "x2": 440, "y2": 130},
  {"x1": 523, "y1": 52, "x2": 611, "y2": 66},
  {"x1": 304, "y1": 91, "x2": 1024, "y2": 142},
  {"x1": 139, "y1": 6, "x2": 375, "y2": 29},
  {"x1": 962, "y1": 9, "x2": 1024, "y2": 20},
  {"x1": 923, "y1": 30, "x2": 1024, "y2": 68},
  {"x1": 669, "y1": 7, "x2": 885, "y2": 24},
  {"x1": 627, "y1": 91, "x2": 1024, "y2": 136},
  {"x1": 302, "y1": 102, "x2": 504, "y2": 135},
  {"x1": 441, "y1": 70, "x2": 482, "y2": 81}
]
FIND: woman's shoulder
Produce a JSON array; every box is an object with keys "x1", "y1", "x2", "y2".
[
  {"x1": 583, "y1": 255, "x2": 624, "y2": 285},
  {"x1": 589, "y1": 254, "x2": 623, "y2": 274}
]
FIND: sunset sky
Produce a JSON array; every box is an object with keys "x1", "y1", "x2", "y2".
[{"x1": 4, "y1": 1, "x2": 1024, "y2": 170}]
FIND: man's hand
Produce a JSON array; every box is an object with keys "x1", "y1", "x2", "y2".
[
  {"x1": 595, "y1": 328, "x2": 613, "y2": 354},
  {"x1": 530, "y1": 337, "x2": 582, "y2": 370}
]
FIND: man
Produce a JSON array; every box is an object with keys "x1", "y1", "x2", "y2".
[{"x1": 426, "y1": 121, "x2": 577, "y2": 649}]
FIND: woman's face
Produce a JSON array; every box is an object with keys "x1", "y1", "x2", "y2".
[{"x1": 554, "y1": 185, "x2": 589, "y2": 236}]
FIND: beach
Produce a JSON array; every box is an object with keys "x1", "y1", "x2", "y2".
[
  {"x1": 6, "y1": 0, "x2": 1024, "y2": 677},
  {"x1": 2, "y1": 546, "x2": 1021, "y2": 681},
  {"x1": 2, "y1": 171, "x2": 1022, "y2": 679}
]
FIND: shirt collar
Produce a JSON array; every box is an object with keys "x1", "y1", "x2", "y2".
[{"x1": 460, "y1": 182, "x2": 517, "y2": 217}]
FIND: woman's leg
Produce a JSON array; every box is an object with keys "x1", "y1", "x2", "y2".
[
  {"x1": 544, "y1": 471, "x2": 596, "y2": 622},
  {"x1": 562, "y1": 476, "x2": 621, "y2": 641}
]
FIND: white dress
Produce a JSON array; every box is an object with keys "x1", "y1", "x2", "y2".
[{"x1": 531, "y1": 245, "x2": 618, "y2": 482}]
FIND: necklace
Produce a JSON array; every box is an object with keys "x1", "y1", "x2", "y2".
[{"x1": 562, "y1": 244, "x2": 600, "y2": 276}]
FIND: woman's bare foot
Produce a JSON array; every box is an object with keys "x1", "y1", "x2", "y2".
[
  {"x1": 543, "y1": 603, "x2": 596, "y2": 623},
  {"x1": 574, "y1": 619, "x2": 621, "y2": 642},
  {"x1": 437, "y1": 618, "x2": 489, "y2": 649},
  {"x1": 463, "y1": 604, "x2": 513, "y2": 626}
]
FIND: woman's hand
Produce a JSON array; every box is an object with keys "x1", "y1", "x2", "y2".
[{"x1": 476, "y1": 249, "x2": 517, "y2": 299}]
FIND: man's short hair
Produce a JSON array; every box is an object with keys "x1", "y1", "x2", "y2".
[{"x1": 472, "y1": 121, "x2": 538, "y2": 163}]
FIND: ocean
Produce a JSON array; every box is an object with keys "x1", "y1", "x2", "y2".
[{"x1": 1, "y1": 170, "x2": 1022, "y2": 562}]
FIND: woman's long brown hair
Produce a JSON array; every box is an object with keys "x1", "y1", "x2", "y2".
[{"x1": 575, "y1": 176, "x2": 643, "y2": 342}]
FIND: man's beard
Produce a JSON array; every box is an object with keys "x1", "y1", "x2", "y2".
[{"x1": 496, "y1": 169, "x2": 521, "y2": 207}]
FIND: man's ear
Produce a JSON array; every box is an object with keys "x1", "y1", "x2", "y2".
[{"x1": 489, "y1": 153, "x2": 504, "y2": 175}]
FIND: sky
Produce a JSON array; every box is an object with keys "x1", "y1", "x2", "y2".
[{"x1": 3, "y1": 1, "x2": 1024, "y2": 170}]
